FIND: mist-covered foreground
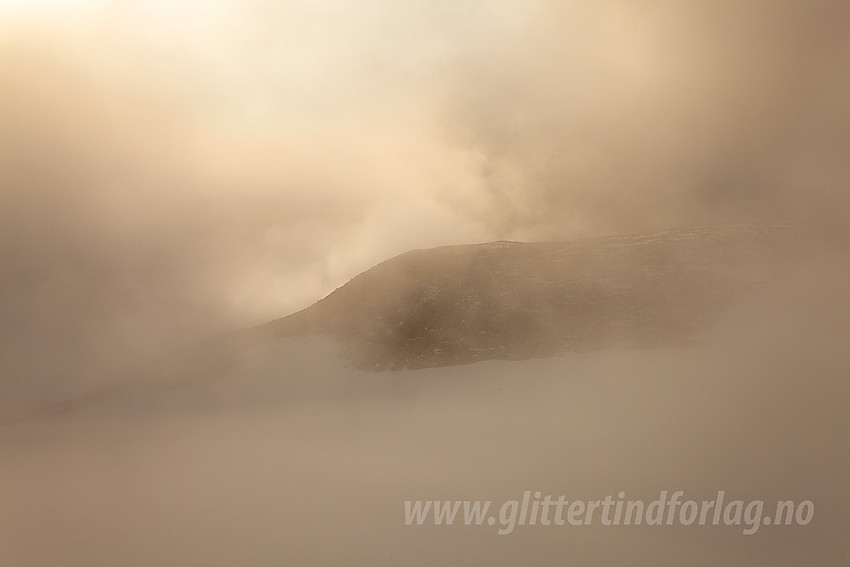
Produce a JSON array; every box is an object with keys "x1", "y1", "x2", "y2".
[{"x1": 1, "y1": 260, "x2": 848, "y2": 566}]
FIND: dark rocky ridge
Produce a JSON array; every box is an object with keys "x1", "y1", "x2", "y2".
[
  {"x1": 7, "y1": 221, "x2": 841, "y2": 423},
  {"x1": 245, "y1": 222, "x2": 832, "y2": 370}
]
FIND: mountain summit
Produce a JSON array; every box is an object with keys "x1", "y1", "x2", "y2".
[
  {"x1": 9, "y1": 221, "x2": 839, "y2": 423},
  {"x1": 245, "y1": 222, "x2": 828, "y2": 370}
]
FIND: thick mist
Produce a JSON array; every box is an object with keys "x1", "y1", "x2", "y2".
[
  {"x1": 1, "y1": 1, "x2": 849, "y2": 565},
  {"x1": 1, "y1": 257, "x2": 848, "y2": 566},
  {"x1": 444, "y1": 1, "x2": 850, "y2": 234},
  {"x1": 2, "y1": 1, "x2": 849, "y2": 405}
]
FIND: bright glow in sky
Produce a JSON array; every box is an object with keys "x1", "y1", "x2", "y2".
[
  {"x1": 0, "y1": 0, "x2": 94, "y2": 14},
  {"x1": 2, "y1": 0, "x2": 848, "y2": 325}
]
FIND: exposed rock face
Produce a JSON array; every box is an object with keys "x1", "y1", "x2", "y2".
[{"x1": 251, "y1": 222, "x2": 832, "y2": 370}]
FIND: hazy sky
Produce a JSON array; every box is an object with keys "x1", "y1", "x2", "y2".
[
  {"x1": 1, "y1": 4, "x2": 849, "y2": 564},
  {"x1": 2, "y1": 0, "x2": 849, "y2": 400}
]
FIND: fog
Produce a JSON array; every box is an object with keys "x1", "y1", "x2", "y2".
[
  {"x1": 2, "y1": 258, "x2": 848, "y2": 566},
  {"x1": 1, "y1": 1, "x2": 849, "y2": 564}
]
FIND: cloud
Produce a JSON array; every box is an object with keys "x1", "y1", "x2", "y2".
[
  {"x1": 439, "y1": 0, "x2": 850, "y2": 237},
  {"x1": 1, "y1": 257, "x2": 848, "y2": 565},
  {"x1": 0, "y1": 1, "x2": 497, "y2": 404},
  {"x1": 1, "y1": 0, "x2": 848, "y2": 406},
  {"x1": 0, "y1": 4, "x2": 848, "y2": 563}
]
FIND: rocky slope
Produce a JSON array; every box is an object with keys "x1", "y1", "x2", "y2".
[
  {"x1": 242, "y1": 222, "x2": 833, "y2": 370},
  {"x1": 8, "y1": 221, "x2": 842, "y2": 423}
]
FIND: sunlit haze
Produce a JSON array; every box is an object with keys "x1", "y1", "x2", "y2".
[{"x1": 1, "y1": 1, "x2": 848, "y2": 565}]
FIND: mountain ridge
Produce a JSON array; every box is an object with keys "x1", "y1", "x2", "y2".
[
  {"x1": 6, "y1": 221, "x2": 841, "y2": 423},
  {"x1": 240, "y1": 221, "x2": 833, "y2": 370}
]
